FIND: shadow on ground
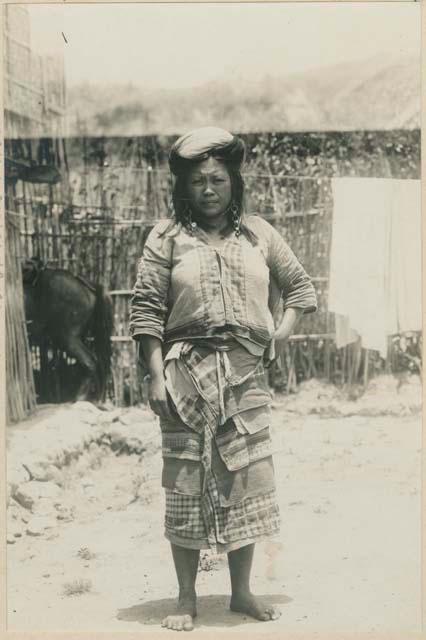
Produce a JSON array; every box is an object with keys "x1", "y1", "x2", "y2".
[{"x1": 117, "y1": 593, "x2": 292, "y2": 628}]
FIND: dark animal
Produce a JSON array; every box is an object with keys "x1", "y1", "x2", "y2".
[{"x1": 23, "y1": 258, "x2": 113, "y2": 403}]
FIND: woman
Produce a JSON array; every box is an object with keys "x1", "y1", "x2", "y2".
[{"x1": 130, "y1": 126, "x2": 317, "y2": 631}]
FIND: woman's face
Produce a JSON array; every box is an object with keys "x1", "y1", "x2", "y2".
[{"x1": 186, "y1": 156, "x2": 232, "y2": 220}]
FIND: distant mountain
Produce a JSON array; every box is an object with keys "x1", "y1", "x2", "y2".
[{"x1": 65, "y1": 53, "x2": 420, "y2": 136}]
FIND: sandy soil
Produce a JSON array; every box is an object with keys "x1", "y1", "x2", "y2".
[{"x1": 6, "y1": 382, "x2": 422, "y2": 633}]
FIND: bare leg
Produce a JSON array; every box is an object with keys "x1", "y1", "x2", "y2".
[
  {"x1": 228, "y1": 543, "x2": 281, "y2": 621},
  {"x1": 161, "y1": 544, "x2": 200, "y2": 631}
]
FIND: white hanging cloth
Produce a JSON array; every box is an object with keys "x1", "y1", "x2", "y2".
[{"x1": 328, "y1": 178, "x2": 421, "y2": 357}]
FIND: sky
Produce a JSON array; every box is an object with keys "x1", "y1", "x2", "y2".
[{"x1": 26, "y1": 3, "x2": 421, "y2": 89}]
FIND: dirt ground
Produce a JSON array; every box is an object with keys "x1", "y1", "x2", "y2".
[{"x1": 6, "y1": 377, "x2": 422, "y2": 633}]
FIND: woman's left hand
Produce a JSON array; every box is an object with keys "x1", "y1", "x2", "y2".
[
  {"x1": 273, "y1": 307, "x2": 303, "y2": 343},
  {"x1": 273, "y1": 327, "x2": 291, "y2": 343}
]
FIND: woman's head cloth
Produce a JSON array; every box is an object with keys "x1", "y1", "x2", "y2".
[{"x1": 169, "y1": 126, "x2": 245, "y2": 176}]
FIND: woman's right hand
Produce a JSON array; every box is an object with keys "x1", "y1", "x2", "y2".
[{"x1": 148, "y1": 374, "x2": 174, "y2": 420}]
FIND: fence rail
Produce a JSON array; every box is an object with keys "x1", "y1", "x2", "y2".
[
  {"x1": 9, "y1": 161, "x2": 334, "y2": 405},
  {"x1": 6, "y1": 131, "x2": 421, "y2": 407}
]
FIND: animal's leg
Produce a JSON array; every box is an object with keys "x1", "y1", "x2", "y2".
[
  {"x1": 39, "y1": 339, "x2": 50, "y2": 403},
  {"x1": 62, "y1": 336, "x2": 97, "y2": 400},
  {"x1": 51, "y1": 350, "x2": 63, "y2": 402}
]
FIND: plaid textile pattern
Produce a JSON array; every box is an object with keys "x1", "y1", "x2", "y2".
[
  {"x1": 163, "y1": 339, "x2": 273, "y2": 480},
  {"x1": 166, "y1": 340, "x2": 271, "y2": 432},
  {"x1": 162, "y1": 338, "x2": 280, "y2": 548},
  {"x1": 165, "y1": 344, "x2": 220, "y2": 435},
  {"x1": 164, "y1": 470, "x2": 281, "y2": 552}
]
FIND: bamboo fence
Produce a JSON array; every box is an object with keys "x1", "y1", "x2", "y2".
[
  {"x1": 5, "y1": 207, "x2": 37, "y2": 422},
  {"x1": 5, "y1": 134, "x2": 422, "y2": 407}
]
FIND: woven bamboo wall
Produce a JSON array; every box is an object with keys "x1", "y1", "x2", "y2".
[
  {"x1": 5, "y1": 130, "x2": 421, "y2": 405},
  {"x1": 3, "y1": 5, "x2": 66, "y2": 139}
]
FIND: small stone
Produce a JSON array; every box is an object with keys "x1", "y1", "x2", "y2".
[
  {"x1": 8, "y1": 521, "x2": 24, "y2": 538},
  {"x1": 10, "y1": 489, "x2": 33, "y2": 511},
  {"x1": 7, "y1": 465, "x2": 31, "y2": 491},
  {"x1": 27, "y1": 516, "x2": 57, "y2": 536},
  {"x1": 26, "y1": 525, "x2": 42, "y2": 537},
  {"x1": 73, "y1": 400, "x2": 102, "y2": 415},
  {"x1": 56, "y1": 514, "x2": 69, "y2": 521},
  {"x1": 32, "y1": 498, "x2": 57, "y2": 517},
  {"x1": 119, "y1": 408, "x2": 153, "y2": 426},
  {"x1": 81, "y1": 414, "x2": 99, "y2": 426},
  {"x1": 126, "y1": 437, "x2": 145, "y2": 453},
  {"x1": 7, "y1": 535, "x2": 16, "y2": 544},
  {"x1": 7, "y1": 499, "x2": 28, "y2": 520},
  {"x1": 22, "y1": 462, "x2": 51, "y2": 482},
  {"x1": 13, "y1": 481, "x2": 62, "y2": 510},
  {"x1": 45, "y1": 532, "x2": 59, "y2": 541},
  {"x1": 46, "y1": 466, "x2": 63, "y2": 484},
  {"x1": 56, "y1": 507, "x2": 74, "y2": 522},
  {"x1": 97, "y1": 408, "x2": 121, "y2": 426},
  {"x1": 108, "y1": 425, "x2": 145, "y2": 453}
]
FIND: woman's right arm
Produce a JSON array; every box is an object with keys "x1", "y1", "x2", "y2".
[
  {"x1": 129, "y1": 221, "x2": 172, "y2": 343},
  {"x1": 129, "y1": 221, "x2": 174, "y2": 419},
  {"x1": 139, "y1": 335, "x2": 173, "y2": 420}
]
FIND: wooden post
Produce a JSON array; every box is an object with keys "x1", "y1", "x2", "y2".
[{"x1": 363, "y1": 348, "x2": 370, "y2": 388}]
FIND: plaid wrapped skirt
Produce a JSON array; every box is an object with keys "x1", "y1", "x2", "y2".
[
  {"x1": 161, "y1": 338, "x2": 281, "y2": 553},
  {"x1": 164, "y1": 481, "x2": 280, "y2": 554},
  {"x1": 164, "y1": 441, "x2": 281, "y2": 554}
]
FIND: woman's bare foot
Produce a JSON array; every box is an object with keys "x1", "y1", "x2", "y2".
[
  {"x1": 230, "y1": 591, "x2": 281, "y2": 622},
  {"x1": 161, "y1": 590, "x2": 197, "y2": 631}
]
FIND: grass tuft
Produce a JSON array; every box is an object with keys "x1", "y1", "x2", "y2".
[
  {"x1": 62, "y1": 578, "x2": 93, "y2": 597},
  {"x1": 77, "y1": 546, "x2": 96, "y2": 561}
]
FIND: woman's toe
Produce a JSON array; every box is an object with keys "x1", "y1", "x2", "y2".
[{"x1": 183, "y1": 615, "x2": 194, "y2": 631}]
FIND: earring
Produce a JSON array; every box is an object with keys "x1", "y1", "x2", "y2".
[
  {"x1": 184, "y1": 206, "x2": 197, "y2": 235},
  {"x1": 230, "y1": 202, "x2": 241, "y2": 237}
]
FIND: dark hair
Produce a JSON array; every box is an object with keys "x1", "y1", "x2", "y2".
[{"x1": 161, "y1": 135, "x2": 258, "y2": 244}]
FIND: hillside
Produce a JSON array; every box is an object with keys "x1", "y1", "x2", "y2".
[{"x1": 65, "y1": 53, "x2": 420, "y2": 136}]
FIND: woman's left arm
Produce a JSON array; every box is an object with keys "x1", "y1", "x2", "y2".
[{"x1": 266, "y1": 221, "x2": 317, "y2": 341}]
